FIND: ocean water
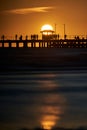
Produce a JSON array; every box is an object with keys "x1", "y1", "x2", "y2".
[{"x1": 0, "y1": 69, "x2": 87, "y2": 130}]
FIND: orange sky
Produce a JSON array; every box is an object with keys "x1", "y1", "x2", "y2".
[{"x1": 0, "y1": 0, "x2": 87, "y2": 38}]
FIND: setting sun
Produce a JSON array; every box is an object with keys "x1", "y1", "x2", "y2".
[
  {"x1": 41, "y1": 24, "x2": 54, "y2": 35},
  {"x1": 41, "y1": 24, "x2": 53, "y2": 31}
]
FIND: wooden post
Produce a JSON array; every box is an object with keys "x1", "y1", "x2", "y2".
[
  {"x1": 16, "y1": 41, "x2": 19, "y2": 48},
  {"x1": 9, "y1": 41, "x2": 11, "y2": 48}
]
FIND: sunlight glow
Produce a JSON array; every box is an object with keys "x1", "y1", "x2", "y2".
[
  {"x1": 39, "y1": 78, "x2": 65, "y2": 130},
  {"x1": 41, "y1": 24, "x2": 54, "y2": 35},
  {"x1": 41, "y1": 24, "x2": 53, "y2": 31},
  {"x1": 41, "y1": 115, "x2": 58, "y2": 130},
  {"x1": 42, "y1": 120, "x2": 55, "y2": 130}
]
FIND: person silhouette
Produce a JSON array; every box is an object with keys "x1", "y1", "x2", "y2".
[
  {"x1": 1, "y1": 35, "x2": 5, "y2": 40},
  {"x1": 15, "y1": 34, "x2": 18, "y2": 40},
  {"x1": 19, "y1": 35, "x2": 22, "y2": 40}
]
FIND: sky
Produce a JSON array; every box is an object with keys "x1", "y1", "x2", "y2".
[{"x1": 0, "y1": 0, "x2": 87, "y2": 38}]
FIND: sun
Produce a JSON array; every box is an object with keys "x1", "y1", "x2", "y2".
[
  {"x1": 40, "y1": 24, "x2": 54, "y2": 35},
  {"x1": 41, "y1": 24, "x2": 53, "y2": 31}
]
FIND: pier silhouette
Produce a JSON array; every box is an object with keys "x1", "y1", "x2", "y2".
[{"x1": 0, "y1": 34, "x2": 87, "y2": 48}]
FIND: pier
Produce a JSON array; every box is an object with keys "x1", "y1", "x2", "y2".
[
  {"x1": 1, "y1": 24, "x2": 87, "y2": 48},
  {"x1": 0, "y1": 38, "x2": 87, "y2": 48},
  {"x1": 0, "y1": 25, "x2": 87, "y2": 48},
  {"x1": 0, "y1": 34, "x2": 87, "y2": 69}
]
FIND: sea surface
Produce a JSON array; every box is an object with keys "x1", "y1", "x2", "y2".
[{"x1": 0, "y1": 68, "x2": 87, "y2": 130}]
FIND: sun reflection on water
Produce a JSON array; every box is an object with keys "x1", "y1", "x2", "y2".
[
  {"x1": 40, "y1": 100, "x2": 63, "y2": 130},
  {"x1": 37, "y1": 74, "x2": 66, "y2": 130},
  {"x1": 41, "y1": 114, "x2": 59, "y2": 130}
]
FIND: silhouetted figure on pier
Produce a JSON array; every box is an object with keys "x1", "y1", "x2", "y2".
[
  {"x1": 36, "y1": 34, "x2": 38, "y2": 40},
  {"x1": 33, "y1": 35, "x2": 36, "y2": 40},
  {"x1": 31, "y1": 34, "x2": 38, "y2": 40},
  {"x1": 53, "y1": 34, "x2": 57, "y2": 40},
  {"x1": 74, "y1": 36, "x2": 77, "y2": 39},
  {"x1": 19, "y1": 35, "x2": 22, "y2": 40},
  {"x1": 31, "y1": 35, "x2": 33, "y2": 40},
  {"x1": 25, "y1": 35, "x2": 28, "y2": 40},
  {"x1": 75, "y1": 36, "x2": 80, "y2": 40},
  {"x1": 15, "y1": 34, "x2": 18, "y2": 40},
  {"x1": 1, "y1": 35, "x2": 5, "y2": 40},
  {"x1": 82, "y1": 37, "x2": 84, "y2": 40},
  {"x1": 64, "y1": 34, "x2": 67, "y2": 39},
  {"x1": 31, "y1": 35, "x2": 35, "y2": 40},
  {"x1": 77, "y1": 36, "x2": 80, "y2": 40}
]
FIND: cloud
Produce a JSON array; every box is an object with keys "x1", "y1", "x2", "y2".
[{"x1": 3, "y1": 7, "x2": 54, "y2": 14}]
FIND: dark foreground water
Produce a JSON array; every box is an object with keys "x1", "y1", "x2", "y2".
[{"x1": 0, "y1": 69, "x2": 87, "y2": 130}]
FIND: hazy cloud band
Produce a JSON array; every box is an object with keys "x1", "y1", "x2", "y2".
[{"x1": 3, "y1": 7, "x2": 54, "y2": 14}]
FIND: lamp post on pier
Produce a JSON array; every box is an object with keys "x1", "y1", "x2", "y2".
[
  {"x1": 55, "y1": 23, "x2": 57, "y2": 34},
  {"x1": 63, "y1": 24, "x2": 67, "y2": 39}
]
